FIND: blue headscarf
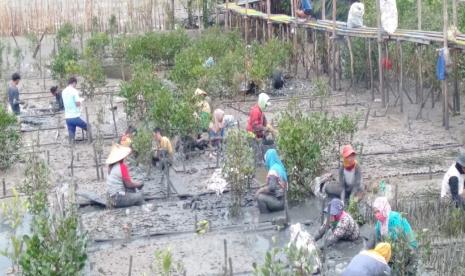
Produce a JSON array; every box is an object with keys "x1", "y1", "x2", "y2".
[{"x1": 264, "y1": 149, "x2": 288, "y2": 183}]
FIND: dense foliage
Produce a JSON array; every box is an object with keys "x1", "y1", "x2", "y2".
[
  {"x1": 222, "y1": 129, "x2": 255, "y2": 216},
  {"x1": 19, "y1": 154, "x2": 87, "y2": 275},
  {"x1": 277, "y1": 100, "x2": 357, "y2": 200},
  {"x1": 0, "y1": 106, "x2": 21, "y2": 170}
]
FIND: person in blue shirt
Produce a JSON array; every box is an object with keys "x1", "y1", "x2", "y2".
[
  {"x1": 62, "y1": 77, "x2": 88, "y2": 143},
  {"x1": 255, "y1": 149, "x2": 288, "y2": 213},
  {"x1": 296, "y1": 0, "x2": 313, "y2": 19},
  {"x1": 373, "y1": 196, "x2": 417, "y2": 249}
]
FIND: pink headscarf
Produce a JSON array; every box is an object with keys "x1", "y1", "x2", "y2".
[
  {"x1": 212, "y1": 109, "x2": 225, "y2": 132},
  {"x1": 373, "y1": 197, "x2": 391, "y2": 236}
]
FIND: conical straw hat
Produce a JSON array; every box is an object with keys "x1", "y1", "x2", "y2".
[{"x1": 106, "y1": 143, "x2": 132, "y2": 165}]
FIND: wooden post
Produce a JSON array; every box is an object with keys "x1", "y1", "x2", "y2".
[
  {"x1": 397, "y1": 40, "x2": 403, "y2": 113},
  {"x1": 245, "y1": 0, "x2": 249, "y2": 43},
  {"x1": 85, "y1": 107, "x2": 93, "y2": 143},
  {"x1": 368, "y1": 39, "x2": 374, "y2": 101},
  {"x1": 110, "y1": 94, "x2": 118, "y2": 138},
  {"x1": 46, "y1": 150, "x2": 50, "y2": 165},
  {"x1": 452, "y1": 0, "x2": 457, "y2": 27},
  {"x1": 347, "y1": 37, "x2": 354, "y2": 89},
  {"x1": 223, "y1": 239, "x2": 228, "y2": 275},
  {"x1": 331, "y1": 0, "x2": 337, "y2": 90},
  {"x1": 2, "y1": 179, "x2": 6, "y2": 196},
  {"x1": 417, "y1": 0, "x2": 422, "y2": 30},
  {"x1": 228, "y1": 257, "x2": 233, "y2": 276},
  {"x1": 376, "y1": 0, "x2": 385, "y2": 107},
  {"x1": 128, "y1": 255, "x2": 133, "y2": 276},
  {"x1": 266, "y1": 0, "x2": 271, "y2": 39},
  {"x1": 92, "y1": 142, "x2": 100, "y2": 180},
  {"x1": 442, "y1": 0, "x2": 449, "y2": 129},
  {"x1": 225, "y1": 0, "x2": 229, "y2": 30},
  {"x1": 453, "y1": 50, "x2": 460, "y2": 113},
  {"x1": 322, "y1": 0, "x2": 326, "y2": 19},
  {"x1": 293, "y1": 25, "x2": 298, "y2": 74},
  {"x1": 284, "y1": 187, "x2": 289, "y2": 224}
]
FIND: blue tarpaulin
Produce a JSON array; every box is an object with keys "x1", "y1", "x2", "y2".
[{"x1": 436, "y1": 48, "x2": 446, "y2": 81}]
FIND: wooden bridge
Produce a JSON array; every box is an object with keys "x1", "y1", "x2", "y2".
[{"x1": 217, "y1": 0, "x2": 464, "y2": 129}]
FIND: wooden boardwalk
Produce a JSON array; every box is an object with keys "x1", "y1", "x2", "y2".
[{"x1": 219, "y1": 3, "x2": 465, "y2": 48}]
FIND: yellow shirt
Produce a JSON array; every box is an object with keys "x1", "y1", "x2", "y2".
[{"x1": 158, "y1": 136, "x2": 173, "y2": 156}]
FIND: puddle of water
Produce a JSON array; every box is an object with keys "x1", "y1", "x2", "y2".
[{"x1": 0, "y1": 213, "x2": 32, "y2": 274}]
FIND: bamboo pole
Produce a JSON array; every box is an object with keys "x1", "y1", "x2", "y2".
[
  {"x1": 376, "y1": 0, "x2": 385, "y2": 107},
  {"x1": 225, "y1": 0, "x2": 229, "y2": 30},
  {"x1": 322, "y1": 0, "x2": 326, "y2": 19},
  {"x1": 331, "y1": 0, "x2": 337, "y2": 90},
  {"x1": 245, "y1": 0, "x2": 249, "y2": 43},
  {"x1": 368, "y1": 39, "x2": 374, "y2": 101},
  {"x1": 347, "y1": 37, "x2": 354, "y2": 89},
  {"x1": 453, "y1": 50, "x2": 460, "y2": 113},
  {"x1": 442, "y1": 0, "x2": 449, "y2": 129},
  {"x1": 266, "y1": 0, "x2": 271, "y2": 39},
  {"x1": 397, "y1": 40, "x2": 404, "y2": 113}
]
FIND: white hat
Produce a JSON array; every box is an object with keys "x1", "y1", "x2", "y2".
[
  {"x1": 106, "y1": 143, "x2": 132, "y2": 165},
  {"x1": 195, "y1": 88, "x2": 208, "y2": 96}
]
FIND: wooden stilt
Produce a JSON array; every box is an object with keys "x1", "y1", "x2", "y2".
[
  {"x1": 331, "y1": 0, "x2": 337, "y2": 90},
  {"x1": 346, "y1": 36, "x2": 354, "y2": 89},
  {"x1": 368, "y1": 39, "x2": 374, "y2": 101},
  {"x1": 376, "y1": 0, "x2": 385, "y2": 107},
  {"x1": 266, "y1": 0, "x2": 271, "y2": 39},
  {"x1": 452, "y1": 50, "x2": 460, "y2": 113},
  {"x1": 442, "y1": 0, "x2": 449, "y2": 129},
  {"x1": 397, "y1": 40, "x2": 404, "y2": 113}
]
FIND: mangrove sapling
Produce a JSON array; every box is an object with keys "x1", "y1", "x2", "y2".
[
  {"x1": 151, "y1": 248, "x2": 185, "y2": 276},
  {"x1": 0, "y1": 106, "x2": 21, "y2": 171},
  {"x1": 132, "y1": 127, "x2": 153, "y2": 168},
  {"x1": 19, "y1": 151, "x2": 88, "y2": 276},
  {"x1": 313, "y1": 78, "x2": 330, "y2": 111},
  {"x1": 253, "y1": 239, "x2": 319, "y2": 276},
  {"x1": 385, "y1": 233, "x2": 418, "y2": 276},
  {"x1": 222, "y1": 129, "x2": 255, "y2": 217},
  {"x1": 0, "y1": 188, "x2": 27, "y2": 272},
  {"x1": 276, "y1": 100, "x2": 357, "y2": 200}
]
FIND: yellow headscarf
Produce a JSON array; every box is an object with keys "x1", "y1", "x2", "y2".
[{"x1": 370, "y1": 242, "x2": 392, "y2": 263}]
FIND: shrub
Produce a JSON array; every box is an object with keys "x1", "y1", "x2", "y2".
[
  {"x1": 249, "y1": 38, "x2": 291, "y2": 87},
  {"x1": 50, "y1": 45, "x2": 79, "y2": 86},
  {"x1": 125, "y1": 30, "x2": 189, "y2": 65},
  {"x1": 222, "y1": 129, "x2": 255, "y2": 216},
  {"x1": 131, "y1": 127, "x2": 153, "y2": 166},
  {"x1": 84, "y1": 32, "x2": 110, "y2": 59},
  {"x1": 0, "y1": 106, "x2": 21, "y2": 170},
  {"x1": 276, "y1": 100, "x2": 357, "y2": 200},
  {"x1": 56, "y1": 22, "x2": 74, "y2": 49}
]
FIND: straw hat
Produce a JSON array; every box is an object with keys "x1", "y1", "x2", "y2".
[
  {"x1": 195, "y1": 88, "x2": 207, "y2": 96},
  {"x1": 106, "y1": 143, "x2": 132, "y2": 165}
]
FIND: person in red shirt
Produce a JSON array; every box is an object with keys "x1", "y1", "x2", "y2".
[{"x1": 247, "y1": 93, "x2": 273, "y2": 138}]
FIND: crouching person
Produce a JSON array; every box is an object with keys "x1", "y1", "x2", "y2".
[
  {"x1": 342, "y1": 242, "x2": 392, "y2": 276},
  {"x1": 106, "y1": 144, "x2": 144, "y2": 208},
  {"x1": 314, "y1": 198, "x2": 360, "y2": 248},
  {"x1": 256, "y1": 149, "x2": 287, "y2": 213},
  {"x1": 152, "y1": 127, "x2": 174, "y2": 169}
]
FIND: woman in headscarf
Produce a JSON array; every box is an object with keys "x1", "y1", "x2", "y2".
[
  {"x1": 373, "y1": 197, "x2": 417, "y2": 249},
  {"x1": 255, "y1": 149, "x2": 287, "y2": 213},
  {"x1": 247, "y1": 93, "x2": 272, "y2": 139},
  {"x1": 342, "y1": 242, "x2": 392, "y2": 276},
  {"x1": 208, "y1": 109, "x2": 225, "y2": 147},
  {"x1": 314, "y1": 198, "x2": 360, "y2": 248},
  {"x1": 320, "y1": 145, "x2": 363, "y2": 204},
  {"x1": 106, "y1": 144, "x2": 144, "y2": 208}
]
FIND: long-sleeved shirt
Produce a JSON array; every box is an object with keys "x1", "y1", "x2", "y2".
[
  {"x1": 375, "y1": 211, "x2": 417, "y2": 248},
  {"x1": 316, "y1": 212, "x2": 360, "y2": 247},
  {"x1": 246, "y1": 104, "x2": 267, "y2": 138}
]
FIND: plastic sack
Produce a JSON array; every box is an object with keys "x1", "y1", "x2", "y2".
[
  {"x1": 347, "y1": 2, "x2": 365, "y2": 28},
  {"x1": 380, "y1": 0, "x2": 398, "y2": 34},
  {"x1": 289, "y1": 223, "x2": 321, "y2": 274}
]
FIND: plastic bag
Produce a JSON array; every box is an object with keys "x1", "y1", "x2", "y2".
[
  {"x1": 380, "y1": 0, "x2": 398, "y2": 34},
  {"x1": 347, "y1": 2, "x2": 365, "y2": 28}
]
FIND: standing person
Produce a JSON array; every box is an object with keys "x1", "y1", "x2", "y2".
[
  {"x1": 208, "y1": 109, "x2": 225, "y2": 147},
  {"x1": 256, "y1": 149, "x2": 287, "y2": 213},
  {"x1": 195, "y1": 88, "x2": 211, "y2": 132},
  {"x1": 246, "y1": 93, "x2": 273, "y2": 139},
  {"x1": 152, "y1": 127, "x2": 174, "y2": 168},
  {"x1": 8, "y1": 73, "x2": 21, "y2": 115},
  {"x1": 314, "y1": 198, "x2": 360, "y2": 248},
  {"x1": 322, "y1": 145, "x2": 363, "y2": 204},
  {"x1": 120, "y1": 125, "x2": 137, "y2": 147},
  {"x1": 106, "y1": 143, "x2": 144, "y2": 208},
  {"x1": 50, "y1": 86, "x2": 64, "y2": 111},
  {"x1": 440, "y1": 152, "x2": 465, "y2": 207},
  {"x1": 296, "y1": 0, "x2": 313, "y2": 19},
  {"x1": 373, "y1": 197, "x2": 417, "y2": 248},
  {"x1": 342, "y1": 242, "x2": 392, "y2": 276},
  {"x1": 62, "y1": 77, "x2": 88, "y2": 143}
]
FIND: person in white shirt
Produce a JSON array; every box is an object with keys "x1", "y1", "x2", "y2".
[
  {"x1": 441, "y1": 152, "x2": 465, "y2": 207},
  {"x1": 62, "y1": 77, "x2": 88, "y2": 143}
]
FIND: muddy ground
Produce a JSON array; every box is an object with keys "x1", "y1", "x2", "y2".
[{"x1": 1, "y1": 33, "x2": 464, "y2": 275}]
